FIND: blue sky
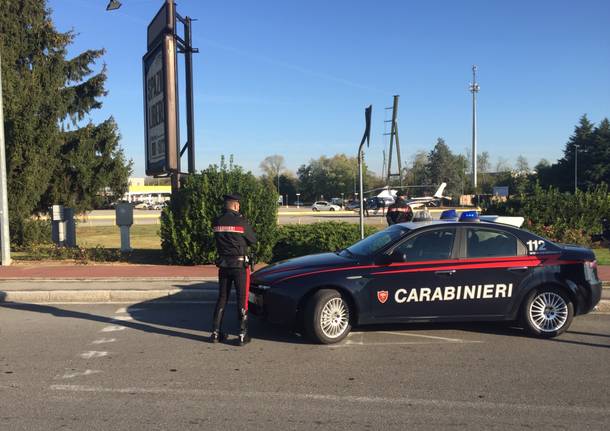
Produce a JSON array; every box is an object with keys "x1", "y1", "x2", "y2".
[{"x1": 48, "y1": 0, "x2": 610, "y2": 177}]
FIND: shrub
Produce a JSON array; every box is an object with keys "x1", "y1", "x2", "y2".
[
  {"x1": 160, "y1": 164, "x2": 278, "y2": 264},
  {"x1": 485, "y1": 183, "x2": 610, "y2": 246},
  {"x1": 11, "y1": 218, "x2": 52, "y2": 246},
  {"x1": 272, "y1": 222, "x2": 379, "y2": 261}
]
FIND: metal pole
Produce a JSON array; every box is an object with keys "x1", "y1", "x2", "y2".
[
  {"x1": 470, "y1": 65, "x2": 479, "y2": 191},
  {"x1": 0, "y1": 52, "x2": 11, "y2": 265},
  {"x1": 574, "y1": 144, "x2": 579, "y2": 193},
  {"x1": 386, "y1": 95, "x2": 399, "y2": 185},
  {"x1": 184, "y1": 15, "x2": 196, "y2": 174},
  {"x1": 358, "y1": 105, "x2": 372, "y2": 240}
]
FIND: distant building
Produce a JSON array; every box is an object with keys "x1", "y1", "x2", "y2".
[{"x1": 122, "y1": 177, "x2": 170, "y2": 204}]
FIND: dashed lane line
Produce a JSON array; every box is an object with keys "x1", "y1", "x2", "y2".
[
  {"x1": 91, "y1": 338, "x2": 116, "y2": 345},
  {"x1": 79, "y1": 351, "x2": 108, "y2": 359},
  {"x1": 48, "y1": 385, "x2": 610, "y2": 416}
]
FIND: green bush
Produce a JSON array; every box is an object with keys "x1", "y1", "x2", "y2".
[
  {"x1": 272, "y1": 222, "x2": 379, "y2": 261},
  {"x1": 485, "y1": 184, "x2": 610, "y2": 245},
  {"x1": 160, "y1": 164, "x2": 278, "y2": 264},
  {"x1": 11, "y1": 218, "x2": 52, "y2": 246}
]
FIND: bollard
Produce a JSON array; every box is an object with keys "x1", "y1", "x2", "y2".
[
  {"x1": 115, "y1": 203, "x2": 133, "y2": 252},
  {"x1": 64, "y1": 207, "x2": 76, "y2": 247},
  {"x1": 51, "y1": 205, "x2": 65, "y2": 246}
]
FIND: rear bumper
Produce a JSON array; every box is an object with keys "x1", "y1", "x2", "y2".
[{"x1": 576, "y1": 280, "x2": 602, "y2": 315}]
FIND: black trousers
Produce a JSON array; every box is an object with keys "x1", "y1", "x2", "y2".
[{"x1": 212, "y1": 266, "x2": 251, "y2": 331}]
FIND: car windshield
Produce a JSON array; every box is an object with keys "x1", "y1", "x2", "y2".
[{"x1": 343, "y1": 226, "x2": 409, "y2": 257}]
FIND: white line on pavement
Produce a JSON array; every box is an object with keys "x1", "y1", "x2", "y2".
[
  {"x1": 91, "y1": 338, "x2": 116, "y2": 345},
  {"x1": 48, "y1": 385, "x2": 610, "y2": 416},
  {"x1": 111, "y1": 316, "x2": 133, "y2": 321},
  {"x1": 59, "y1": 369, "x2": 102, "y2": 379},
  {"x1": 115, "y1": 307, "x2": 127, "y2": 313},
  {"x1": 376, "y1": 331, "x2": 471, "y2": 343},
  {"x1": 79, "y1": 351, "x2": 108, "y2": 359},
  {"x1": 100, "y1": 325, "x2": 126, "y2": 332}
]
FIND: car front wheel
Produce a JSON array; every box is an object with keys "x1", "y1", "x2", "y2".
[
  {"x1": 304, "y1": 289, "x2": 351, "y2": 344},
  {"x1": 329, "y1": 207, "x2": 335, "y2": 211},
  {"x1": 522, "y1": 286, "x2": 573, "y2": 338}
]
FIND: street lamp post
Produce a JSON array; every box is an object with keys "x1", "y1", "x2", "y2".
[
  {"x1": 0, "y1": 52, "x2": 12, "y2": 265},
  {"x1": 469, "y1": 65, "x2": 480, "y2": 191},
  {"x1": 574, "y1": 144, "x2": 580, "y2": 193},
  {"x1": 296, "y1": 193, "x2": 300, "y2": 208}
]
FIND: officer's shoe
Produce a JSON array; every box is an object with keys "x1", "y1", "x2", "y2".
[
  {"x1": 238, "y1": 332, "x2": 251, "y2": 346},
  {"x1": 210, "y1": 331, "x2": 227, "y2": 343}
]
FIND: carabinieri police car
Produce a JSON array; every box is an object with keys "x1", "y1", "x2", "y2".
[{"x1": 249, "y1": 211, "x2": 602, "y2": 344}]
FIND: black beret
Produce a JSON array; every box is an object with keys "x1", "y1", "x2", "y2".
[{"x1": 223, "y1": 193, "x2": 242, "y2": 202}]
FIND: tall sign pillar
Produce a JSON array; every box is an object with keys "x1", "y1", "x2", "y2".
[{"x1": 143, "y1": 0, "x2": 199, "y2": 196}]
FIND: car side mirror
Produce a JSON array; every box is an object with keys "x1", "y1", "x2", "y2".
[{"x1": 376, "y1": 250, "x2": 406, "y2": 265}]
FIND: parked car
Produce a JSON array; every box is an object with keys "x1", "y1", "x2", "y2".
[
  {"x1": 311, "y1": 201, "x2": 341, "y2": 211},
  {"x1": 249, "y1": 211, "x2": 601, "y2": 344}
]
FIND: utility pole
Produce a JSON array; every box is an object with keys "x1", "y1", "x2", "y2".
[
  {"x1": 469, "y1": 65, "x2": 480, "y2": 191},
  {"x1": 384, "y1": 95, "x2": 402, "y2": 186},
  {"x1": 0, "y1": 52, "x2": 11, "y2": 265},
  {"x1": 574, "y1": 144, "x2": 579, "y2": 193}
]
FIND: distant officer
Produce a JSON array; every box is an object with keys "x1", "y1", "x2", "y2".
[
  {"x1": 386, "y1": 190, "x2": 413, "y2": 225},
  {"x1": 211, "y1": 193, "x2": 257, "y2": 346}
]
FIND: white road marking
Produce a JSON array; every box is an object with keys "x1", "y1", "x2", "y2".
[
  {"x1": 330, "y1": 340, "x2": 479, "y2": 348},
  {"x1": 115, "y1": 307, "x2": 127, "y2": 313},
  {"x1": 60, "y1": 369, "x2": 102, "y2": 379},
  {"x1": 48, "y1": 385, "x2": 610, "y2": 415},
  {"x1": 91, "y1": 338, "x2": 116, "y2": 345},
  {"x1": 101, "y1": 325, "x2": 126, "y2": 332},
  {"x1": 80, "y1": 351, "x2": 108, "y2": 359},
  {"x1": 111, "y1": 316, "x2": 133, "y2": 321},
  {"x1": 376, "y1": 331, "x2": 469, "y2": 343}
]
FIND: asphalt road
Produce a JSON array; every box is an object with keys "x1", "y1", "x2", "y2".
[{"x1": 1, "y1": 302, "x2": 609, "y2": 430}]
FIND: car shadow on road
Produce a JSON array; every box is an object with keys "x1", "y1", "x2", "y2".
[{"x1": 126, "y1": 290, "x2": 310, "y2": 346}]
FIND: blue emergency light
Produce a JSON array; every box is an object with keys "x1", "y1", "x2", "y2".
[
  {"x1": 440, "y1": 209, "x2": 458, "y2": 220},
  {"x1": 459, "y1": 210, "x2": 480, "y2": 222}
]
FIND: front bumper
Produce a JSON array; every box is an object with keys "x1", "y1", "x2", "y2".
[{"x1": 248, "y1": 287, "x2": 298, "y2": 327}]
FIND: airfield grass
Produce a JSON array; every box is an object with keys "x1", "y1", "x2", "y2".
[
  {"x1": 76, "y1": 224, "x2": 161, "y2": 249},
  {"x1": 594, "y1": 248, "x2": 610, "y2": 265}
]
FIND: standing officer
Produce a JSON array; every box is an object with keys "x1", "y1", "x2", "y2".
[
  {"x1": 386, "y1": 190, "x2": 413, "y2": 225},
  {"x1": 210, "y1": 193, "x2": 257, "y2": 346}
]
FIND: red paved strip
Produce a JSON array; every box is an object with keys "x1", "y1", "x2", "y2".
[
  {"x1": 599, "y1": 265, "x2": 610, "y2": 282},
  {"x1": 0, "y1": 264, "x2": 219, "y2": 279}
]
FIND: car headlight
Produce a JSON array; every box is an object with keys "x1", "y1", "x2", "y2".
[{"x1": 257, "y1": 285, "x2": 272, "y2": 291}]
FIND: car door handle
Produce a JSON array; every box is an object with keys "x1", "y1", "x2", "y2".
[
  {"x1": 435, "y1": 270, "x2": 456, "y2": 276},
  {"x1": 507, "y1": 266, "x2": 529, "y2": 272}
]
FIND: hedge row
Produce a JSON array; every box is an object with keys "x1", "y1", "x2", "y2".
[
  {"x1": 485, "y1": 184, "x2": 610, "y2": 246},
  {"x1": 272, "y1": 222, "x2": 379, "y2": 261}
]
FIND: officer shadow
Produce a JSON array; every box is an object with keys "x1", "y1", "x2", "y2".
[{"x1": 125, "y1": 284, "x2": 310, "y2": 346}]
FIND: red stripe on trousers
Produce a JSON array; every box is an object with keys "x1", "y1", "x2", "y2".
[{"x1": 245, "y1": 267, "x2": 251, "y2": 311}]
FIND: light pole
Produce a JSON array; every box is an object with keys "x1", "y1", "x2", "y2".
[
  {"x1": 0, "y1": 52, "x2": 12, "y2": 265},
  {"x1": 469, "y1": 65, "x2": 480, "y2": 191},
  {"x1": 574, "y1": 144, "x2": 580, "y2": 193},
  {"x1": 296, "y1": 193, "x2": 300, "y2": 208}
]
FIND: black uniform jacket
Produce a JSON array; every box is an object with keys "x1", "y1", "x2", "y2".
[
  {"x1": 386, "y1": 198, "x2": 413, "y2": 225},
  {"x1": 213, "y1": 209, "x2": 257, "y2": 267}
]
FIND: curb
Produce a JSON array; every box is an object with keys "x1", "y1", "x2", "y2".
[
  {"x1": 0, "y1": 288, "x2": 218, "y2": 303},
  {"x1": 0, "y1": 277, "x2": 218, "y2": 282}
]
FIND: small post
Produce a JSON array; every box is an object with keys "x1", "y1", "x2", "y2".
[
  {"x1": 64, "y1": 207, "x2": 77, "y2": 247},
  {"x1": 0, "y1": 52, "x2": 10, "y2": 265},
  {"x1": 115, "y1": 203, "x2": 134, "y2": 252},
  {"x1": 51, "y1": 205, "x2": 66, "y2": 246}
]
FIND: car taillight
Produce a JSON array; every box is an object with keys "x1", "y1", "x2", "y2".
[{"x1": 584, "y1": 260, "x2": 598, "y2": 282}]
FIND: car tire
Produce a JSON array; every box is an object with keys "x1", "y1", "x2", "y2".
[
  {"x1": 329, "y1": 207, "x2": 335, "y2": 211},
  {"x1": 312, "y1": 207, "x2": 318, "y2": 212},
  {"x1": 304, "y1": 289, "x2": 352, "y2": 344},
  {"x1": 521, "y1": 286, "x2": 574, "y2": 338}
]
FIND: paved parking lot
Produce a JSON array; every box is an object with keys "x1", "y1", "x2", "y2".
[{"x1": 1, "y1": 302, "x2": 609, "y2": 430}]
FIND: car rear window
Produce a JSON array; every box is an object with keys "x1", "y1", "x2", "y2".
[{"x1": 466, "y1": 228, "x2": 520, "y2": 258}]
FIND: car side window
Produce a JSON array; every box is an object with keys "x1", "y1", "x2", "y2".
[
  {"x1": 394, "y1": 228, "x2": 456, "y2": 261},
  {"x1": 466, "y1": 228, "x2": 523, "y2": 258}
]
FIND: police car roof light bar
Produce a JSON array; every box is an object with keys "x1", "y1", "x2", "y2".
[
  {"x1": 440, "y1": 209, "x2": 458, "y2": 220},
  {"x1": 459, "y1": 210, "x2": 480, "y2": 222}
]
